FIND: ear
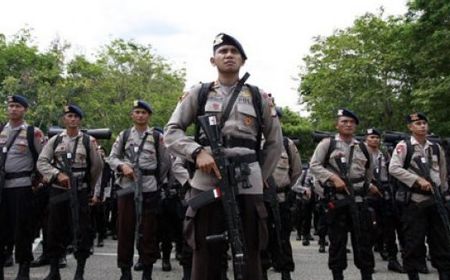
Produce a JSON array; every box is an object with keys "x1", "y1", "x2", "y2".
[{"x1": 210, "y1": 56, "x2": 216, "y2": 67}]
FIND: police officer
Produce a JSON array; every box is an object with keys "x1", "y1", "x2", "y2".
[
  {"x1": 309, "y1": 109, "x2": 376, "y2": 280},
  {"x1": 164, "y1": 33, "x2": 283, "y2": 280},
  {"x1": 364, "y1": 128, "x2": 404, "y2": 273},
  {"x1": 0, "y1": 95, "x2": 44, "y2": 280},
  {"x1": 262, "y1": 107, "x2": 302, "y2": 280},
  {"x1": 389, "y1": 112, "x2": 450, "y2": 280},
  {"x1": 107, "y1": 100, "x2": 170, "y2": 280},
  {"x1": 37, "y1": 104, "x2": 103, "y2": 280}
]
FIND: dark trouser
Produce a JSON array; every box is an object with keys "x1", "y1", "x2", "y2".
[
  {"x1": 31, "y1": 185, "x2": 50, "y2": 255},
  {"x1": 47, "y1": 187, "x2": 94, "y2": 260},
  {"x1": 185, "y1": 192, "x2": 268, "y2": 280},
  {"x1": 117, "y1": 192, "x2": 160, "y2": 268},
  {"x1": 296, "y1": 197, "x2": 314, "y2": 238},
  {"x1": 158, "y1": 196, "x2": 184, "y2": 259},
  {"x1": 262, "y1": 201, "x2": 294, "y2": 272},
  {"x1": 91, "y1": 203, "x2": 106, "y2": 240},
  {"x1": 104, "y1": 196, "x2": 118, "y2": 235},
  {"x1": 401, "y1": 201, "x2": 450, "y2": 272},
  {"x1": 0, "y1": 187, "x2": 34, "y2": 264},
  {"x1": 316, "y1": 200, "x2": 328, "y2": 241},
  {"x1": 327, "y1": 203, "x2": 375, "y2": 273},
  {"x1": 381, "y1": 201, "x2": 403, "y2": 259}
]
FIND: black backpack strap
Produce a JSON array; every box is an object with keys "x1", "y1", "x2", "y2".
[
  {"x1": 195, "y1": 82, "x2": 214, "y2": 142},
  {"x1": 27, "y1": 126, "x2": 39, "y2": 164},
  {"x1": 324, "y1": 137, "x2": 336, "y2": 168},
  {"x1": 52, "y1": 134, "x2": 63, "y2": 151},
  {"x1": 247, "y1": 84, "x2": 264, "y2": 159},
  {"x1": 431, "y1": 142, "x2": 441, "y2": 164},
  {"x1": 82, "y1": 134, "x2": 91, "y2": 189},
  {"x1": 404, "y1": 139, "x2": 414, "y2": 169},
  {"x1": 152, "y1": 129, "x2": 161, "y2": 186},
  {"x1": 358, "y1": 141, "x2": 371, "y2": 169},
  {"x1": 121, "y1": 128, "x2": 131, "y2": 154}
]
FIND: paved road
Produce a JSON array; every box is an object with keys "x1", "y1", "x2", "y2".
[{"x1": 4, "y1": 233, "x2": 439, "y2": 279}]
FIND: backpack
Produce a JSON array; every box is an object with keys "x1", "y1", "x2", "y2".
[
  {"x1": 394, "y1": 138, "x2": 441, "y2": 203},
  {"x1": 121, "y1": 128, "x2": 161, "y2": 185},
  {"x1": 0, "y1": 124, "x2": 38, "y2": 163},
  {"x1": 52, "y1": 132, "x2": 91, "y2": 188},
  {"x1": 195, "y1": 82, "x2": 264, "y2": 154}
]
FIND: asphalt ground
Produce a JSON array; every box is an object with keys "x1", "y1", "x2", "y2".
[{"x1": 4, "y1": 233, "x2": 439, "y2": 279}]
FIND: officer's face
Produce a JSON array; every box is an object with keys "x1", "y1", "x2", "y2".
[
  {"x1": 7, "y1": 102, "x2": 27, "y2": 121},
  {"x1": 63, "y1": 113, "x2": 81, "y2": 129},
  {"x1": 365, "y1": 135, "x2": 380, "y2": 149},
  {"x1": 336, "y1": 116, "x2": 356, "y2": 136},
  {"x1": 408, "y1": 120, "x2": 428, "y2": 137},
  {"x1": 131, "y1": 108, "x2": 150, "y2": 125},
  {"x1": 210, "y1": 45, "x2": 244, "y2": 74}
]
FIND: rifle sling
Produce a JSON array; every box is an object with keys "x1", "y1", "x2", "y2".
[{"x1": 219, "y1": 73, "x2": 250, "y2": 130}]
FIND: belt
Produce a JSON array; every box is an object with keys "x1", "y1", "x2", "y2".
[
  {"x1": 198, "y1": 137, "x2": 257, "y2": 150},
  {"x1": 229, "y1": 154, "x2": 258, "y2": 164},
  {"x1": 71, "y1": 167, "x2": 87, "y2": 173},
  {"x1": 5, "y1": 171, "x2": 33, "y2": 180},
  {"x1": 140, "y1": 168, "x2": 157, "y2": 176}
]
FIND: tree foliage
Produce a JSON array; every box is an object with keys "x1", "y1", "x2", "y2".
[{"x1": 299, "y1": 1, "x2": 450, "y2": 136}]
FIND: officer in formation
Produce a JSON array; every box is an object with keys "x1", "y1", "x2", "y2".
[
  {"x1": 389, "y1": 112, "x2": 450, "y2": 280},
  {"x1": 0, "y1": 95, "x2": 44, "y2": 280},
  {"x1": 107, "y1": 100, "x2": 170, "y2": 280},
  {"x1": 164, "y1": 33, "x2": 283, "y2": 279},
  {"x1": 364, "y1": 128, "x2": 404, "y2": 273},
  {"x1": 309, "y1": 109, "x2": 377, "y2": 280},
  {"x1": 37, "y1": 104, "x2": 103, "y2": 280},
  {"x1": 262, "y1": 107, "x2": 302, "y2": 280}
]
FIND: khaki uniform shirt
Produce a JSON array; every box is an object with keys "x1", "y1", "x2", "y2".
[
  {"x1": 37, "y1": 130, "x2": 103, "y2": 190},
  {"x1": 271, "y1": 138, "x2": 302, "y2": 202},
  {"x1": 309, "y1": 134, "x2": 373, "y2": 199},
  {"x1": 0, "y1": 122, "x2": 44, "y2": 188},
  {"x1": 388, "y1": 136, "x2": 448, "y2": 203},
  {"x1": 164, "y1": 81, "x2": 283, "y2": 195},
  {"x1": 108, "y1": 127, "x2": 170, "y2": 193}
]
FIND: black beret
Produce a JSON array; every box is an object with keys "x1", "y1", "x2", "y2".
[
  {"x1": 337, "y1": 108, "x2": 359, "y2": 125},
  {"x1": 406, "y1": 112, "x2": 428, "y2": 124},
  {"x1": 365, "y1": 127, "x2": 381, "y2": 136},
  {"x1": 213, "y1": 33, "x2": 247, "y2": 60},
  {"x1": 133, "y1": 100, "x2": 153, "y2": 114},
  {"x1": 64, "y1": 104, "x2": 84, "y2": 119},
  {"x1": 7, "y1": 95, "x2": 29, "y2": 108}
]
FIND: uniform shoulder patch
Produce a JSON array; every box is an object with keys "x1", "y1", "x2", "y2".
[{"x1": 396, "y1": 143, "x2": 406, "y2": 155}]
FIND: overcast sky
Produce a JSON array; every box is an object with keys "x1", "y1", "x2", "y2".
[{"x1": 0, "y1": 0, "x2": 408, "y2": 113}]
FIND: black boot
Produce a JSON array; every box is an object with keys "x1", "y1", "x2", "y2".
[
  {"x1": 332, "y1": 270, "x2": 343, "y2": 280},
  {"x1": 318, "y1": 239, "x2": 326, "y2": 253},
  {"x1": 3, "y1": 254, "x2": 13, "y2": 267},
  {"x1": 15, "y1": 262, "x2": 30, "y2": 280},
  {"x1": 281, "y1": 271, "x2": 292, "y2": 280},
  {"x1": 120, "y1": 267, "x2": 132, "y2": 280},
  {"x1": 133, "y1": 258, "x2": 143, "y2": 271},
  {"x1": 182, "y1": 265, "x2": 191, "y2": 280},
  {"x1": 388, "y1": 259, "x2": 404, "y2": 273},
  {"x1": 1, "y1": 265, "x2": 4, "y2": 280},
  {"x1": 262, "y1": 269, "x2": 268, "y2": 280},
  {"x1": 44, "y1": 259, "x2": 61, "y2": 280},
  {"x1": 439, "y1": 271, "x2": 450, "y2": 280},
  {"x1": 142, "y1": 265, "x2": 152, "y2": 280},
  {"x1": 161, "y1": 258, "x2": 171, "y2": 271},
  {"x1": 74, "y1": 258, "x2": 86, "y2": 280},
  {"x1": 407, "y1": 271, "x2": 419, "y2": 280},
  {"x1": 361, "y1": 270, "x2": 372, "y2": 280}
]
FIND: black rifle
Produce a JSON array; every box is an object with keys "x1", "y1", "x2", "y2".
[
  {"x1": 334, "y1": 151, "x2": 363, "y2": 262},
  {"x1": 263, "y1": 176, "x2": 283, "y2": 252},
  {"x1": 115, "y1": 132, "x2": 148, "y2": 249},
  {"x1": 413, "y1": 156, "x2": 450, "y2": 237},
  {"x1": 49, "y1": 152, "x2": 82, "y2": 252},
  {"x1": 197, "y1": 115, "x2": 247, "y2": 280}
]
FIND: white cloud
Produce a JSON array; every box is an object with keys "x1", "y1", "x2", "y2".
[{"x1": 0, "y1": 0, "x2": 408, "y2": 114}]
